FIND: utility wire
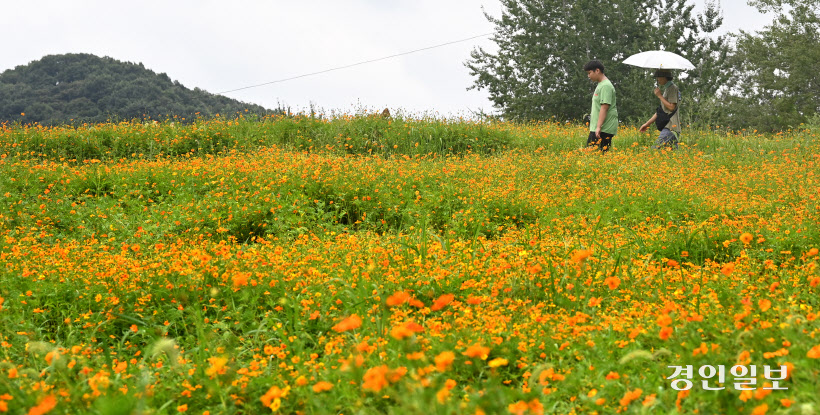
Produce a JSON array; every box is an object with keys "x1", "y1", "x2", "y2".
[{"x1": 217, "y1": 32, "x2": 493, "y2": 95}]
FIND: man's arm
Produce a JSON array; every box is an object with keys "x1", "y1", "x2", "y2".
[
  {"x1": 654, "y1": 88, "x2": 677, "y2": 111},
  {"x1": 596, "y1": 103, "x2": 610, "y2": 138},
  {"x1": 639, "y1": 113, "x2": 658, "y2": 132}
]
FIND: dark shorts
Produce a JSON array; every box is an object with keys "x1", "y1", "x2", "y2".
[{"x1": 587, "y1": 131, "x2": 614, "y2": 153}]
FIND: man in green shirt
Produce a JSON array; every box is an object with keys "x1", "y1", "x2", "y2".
[
  {"x1": 639, "y1": 69, "x2": 681, "y2": 150},
  {"x1": 584, "y1": 60, "x2": 618, "y2": 153}
]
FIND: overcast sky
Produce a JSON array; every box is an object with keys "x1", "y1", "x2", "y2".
[{"x1": 3, "y1": 0, "x2": 775, "y2": 117}]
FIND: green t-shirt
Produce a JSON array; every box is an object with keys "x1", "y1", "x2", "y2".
[{"x1": 590, "y1": 79, "x2": 618, "y2": 135}]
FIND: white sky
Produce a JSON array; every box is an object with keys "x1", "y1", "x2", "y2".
[{"x1": 2, "y1": 0, "x2": 775, "y2": 117}]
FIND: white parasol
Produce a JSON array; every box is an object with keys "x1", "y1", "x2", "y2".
[{"x1": 622, "y1": 50, "x2": 695, "y2": 70}]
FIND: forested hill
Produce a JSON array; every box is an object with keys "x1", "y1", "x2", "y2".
[{"x1": 0, "y1": 53, "x2": 271, "y2": 125}]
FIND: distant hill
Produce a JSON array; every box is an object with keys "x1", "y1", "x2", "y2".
[{"x1": 0, "y1": 53, "x2": 272, "y2": 125}]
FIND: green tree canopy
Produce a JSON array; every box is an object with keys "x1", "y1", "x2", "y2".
[{"x1": 728, "y1": 0, "x2": 820, "y2": 130}]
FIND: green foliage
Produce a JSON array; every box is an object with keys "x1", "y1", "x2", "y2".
[
  {"x1": 465, "y1": 0, "x2": 731, "y2": 124},
  {"x1": 0, "y1": 53, "x2": 272, "y2": 125},
  {"x1": 727, "y1": 0, "x2": 820, "y2": 130}
]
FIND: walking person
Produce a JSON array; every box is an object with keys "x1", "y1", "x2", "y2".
[
  {"x1": 639, "y1": 69, "x2": 681, "y2": 150},
  {"x1": 583, "y1": 60, "x2": 618, "y2": 153}
]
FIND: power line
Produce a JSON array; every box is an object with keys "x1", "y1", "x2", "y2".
[{"x1": 217, "y1": 33, "x2": 493, "y2": 95}]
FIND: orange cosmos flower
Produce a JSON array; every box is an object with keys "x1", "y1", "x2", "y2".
[
  {"x1": 721, "y1": 263, "x2": 735, "y2": 276},
  {"x1": 604, "y1": 276, "x2": 620, "y2": 290},
  {"x1": 758, "y1": 299, "x2": 772, "y2": 312},
  {"x1": 807, "y1": 344, "x2": 820, "y2": 359},
  {"x1": 463, "y1": 344, "x2": 490, "y2": 360},
  {"x1": 176, "y1": 404, "x2": 188, "y2": 412},
  {"x1": 587, "y1": 297, "x2": 602, "y2": 307},
  {"x1": 527, "y1": 399, "x2": 544, "y2": 415},
  {"x1": 807, "y1": 247, "x2": 818, "y2": 256},
  {"x1": 656, "y1": 314, "x2": 672, "y2": 327},
  {"x1": 751, "y1": 403, "x2": 768, "y2": 415},
  {"x1": 488, "y1": 357, "x2": 508, "y2": 368},
  {"x1": 312, "y1": 381, "x2": 333, "y2": 393},
  {"x1": 205, "y1": 356, "x2": 228, "y2": 377},
  {"x1": 44, "y1": 351, "x2": 59, "y2": 365},
  {"x1": 390, "y1": 325, "x2": 413, "y2": 340},
  {"x1": 434, "y1": 351, "x2": 456, "y2": 371},
  {"x1": 754, "y1": 387, "x2": 772, "y2": 400},
  {"x1": 538, "y1": 368, "x2": 565, "y2": 383},
  {"x1": 659, "y1": 327, "x2": 673, "y2": 340},
  {"x1": 619, "y1": 388, "x2": 643, "y2": 407},
  {"x1": 232, "y1": 273, "x2": 249, "y2": 288},
  {"x1": 781, "y1": 361, "x2": 794, "y2": 380},
  {"x1": 571, "y1": 249, "x2": 592, "y2": 263},
  {"x1": 332, "y1": 314, "x2": 362, "y2": 332},
  {"x1": 387, "y1": 366, "x2": 407, "y2": 383},
  {"x1": 431, "y1": 294, "x2": 455, "y2": 311},
  {"x1": 605, "y1": 371, "x2": 620, "y2": 380},
  {"x1": 436, "y1": 379, "x2": 457, "y2": 402},
  {"x1": 26, "y1": 395, "x2": 57, "y2": 415},
  {"x1": 390, "y1": 321, "x2": 424, "y2": 340},
  {"x1": 780, "y1": 399, "x2": 794, "y2": 408},
  {"x1": 0, "y1": 296, "x2": 4, "y2": 311},
  {"x1": 466, "y1": 296, "x2": 483, "y2": 305},
  {"x1": 436, "y1": 387, "x2": 451, "y2": 403},
  {"x1": 385, "y1": 291, "x2": 411, "y2": 307},
  {"x1": 403, "y1": 321, "x2": 424, "y2": 332},
  {"x1": 260, "y1": 386, "x2": 289, "y2": 411},
  {"x1": 508, "y1": 401, "x2": 529, "y2": 415},
  {"x1": 739, "y1": 232, "x2": 754, "y2": 244},
  {"x1": 676, "y1": 389, "x2": 690, "y2": 411},
  {"x1": 362, "y1": 365, "x2": 390, "y2": 392}
]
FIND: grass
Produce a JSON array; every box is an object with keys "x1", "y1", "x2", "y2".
[{"x1": 0, "y1": 114, "x2": 819, "y2": 414}]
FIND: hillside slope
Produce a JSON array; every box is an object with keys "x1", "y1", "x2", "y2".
[{"x1": 0, "y1": 53, "x2": 270, "y2": 125}]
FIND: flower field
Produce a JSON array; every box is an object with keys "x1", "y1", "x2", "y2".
[{"x1": 1, "y1": 114, "x2": 819, "y2": 414}]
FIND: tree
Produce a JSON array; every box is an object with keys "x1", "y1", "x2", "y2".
[
  {"x1": 677, "y1": 0, "x2": 732, "y2": 127},
  {"x1": 729, "y1": 0, "x2": 819, "y2": 130},
  {"x1": 466, "y1": 0, "x2": 731, "y2": 124}
]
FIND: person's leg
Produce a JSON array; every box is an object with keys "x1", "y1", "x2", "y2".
[
  {"x1": 586, "y1": 131, "x2": 600, "y2": 149},
  {"x1": 653, "y1": 129, "x2": 677, "y2": 150},
  {"x1": 599, "y1": 133, "x2": 613, "y2": 153}
]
